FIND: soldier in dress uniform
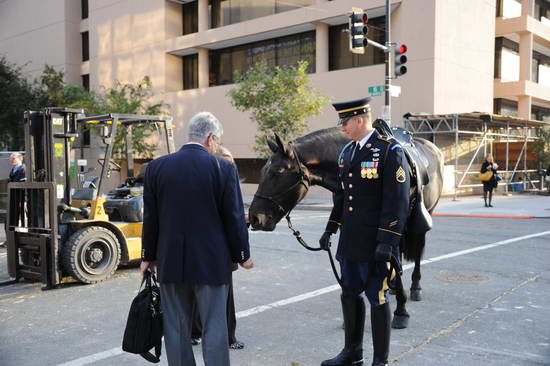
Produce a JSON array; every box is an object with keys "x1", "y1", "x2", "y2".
[{"x1": 318, "y1": 97, "x2": 410, "y2": 366}]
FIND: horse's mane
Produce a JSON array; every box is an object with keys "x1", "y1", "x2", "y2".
[{"x1": 292, "y1": 127, "x2": 349, "y2": 167}]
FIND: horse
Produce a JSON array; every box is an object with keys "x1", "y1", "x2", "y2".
[{"x1": 249, "y1": 127, "x2": 444, "y2": 329}]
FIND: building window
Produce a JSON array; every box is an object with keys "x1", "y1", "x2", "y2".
[
  {"x1": 329, "y1": 17, "x2": 385, "y2": 71},
  {"x1": 81, "y1": 32, "x2": 89, "y2": 62},
  {"x1": 494, "y1": 37, "x2": 519, "y2": 81},
  {"x1": 535, "y1": 0, "x2": 550, "y2": 24},
  {"x1": 82, "y1": 74, "x2": 90, "y2": 91},
  {"x1": 496, "y1": 0, "x2": 521, "y2": 18},
  {"x1": 209, "y1": 31, "x2": 315, "y2": 86},
  {"x1": 182, "y1": 1, "x2": 198, "y2": 35},
  {"x1": 494, "y1": 98, "x2": 518, "y2": 117},
  {"x1": 209, "y1": 0, "x2": 315, "y2": 28},
  {"x1": 532, "y1": 103, "x2": 550, "y2": 121},
  {"x1": 183, "y1": 54, "x2": 198, "y2": 90},
  {"x1": 81, "y1": 0, "x2": 88, "y2": 19}
]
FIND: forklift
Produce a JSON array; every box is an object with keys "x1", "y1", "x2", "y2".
[{"x1": 2, "y1": 108, "x2": 175, "y2": 289}]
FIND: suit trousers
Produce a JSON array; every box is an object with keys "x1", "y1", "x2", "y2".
[{"x1": 160, "y1": 283, "x2": 230, "y2": 366}]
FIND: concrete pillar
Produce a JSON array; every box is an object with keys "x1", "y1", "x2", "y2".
[
  {"x1": 315, "y1": 21, "x2": 329, "y2": 73},
  {"x1": 519, "y1": 31, "x2": 533, "y2": 82},
  {"x1": 518, "y1": 95, "x2": 532, "y2": 119},
  {"x1": 198, "y1": 47, "x2": 209, "y2": 88},
  {"x1": 198, "y1": 0, "x2": 209, "y2": 32},
  {"x1": 522, "y1": 0, "x2": 535, "y2": 17}
]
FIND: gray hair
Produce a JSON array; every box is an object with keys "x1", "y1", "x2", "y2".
[{"x1": 187, "y1": 112, "x2": 224, "y2": 142}]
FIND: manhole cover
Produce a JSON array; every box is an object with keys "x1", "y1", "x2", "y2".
[{"x1": 436, "y1": 271, "x2": 490, "y2": 284}]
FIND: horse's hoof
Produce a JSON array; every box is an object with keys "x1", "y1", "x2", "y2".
[
  {"x1": 389, "y1": 288, "x2": 396, "y2": 295},
  {"x1": 391, "y1": 314, "x2": 410, "y2": 329},
  {"x1": 410, "y1": 288, "x2": 422, "y2": 301}
]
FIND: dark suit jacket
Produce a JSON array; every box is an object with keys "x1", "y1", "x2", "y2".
[
  {"x1": 9, "y1": 165, "x2": 26, "y2": 182},
  {"x1": 325, "y1": 130, "x2": 410, "y2": 263},
  {"x1": 141, "y1": 144, "x2": 250, "y2": 285}
]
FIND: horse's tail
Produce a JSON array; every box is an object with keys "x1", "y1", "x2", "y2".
[{"x1": 401, "y1": 232, "x2": 426, "y2": 262}]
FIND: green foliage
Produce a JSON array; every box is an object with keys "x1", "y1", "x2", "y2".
[
  {"x1": 60, "y1": 76, "x2": 167, "y2": 159},
  {"x1": 52, "y1": 73, "x2": 167, "y2": 159},
  {"x1": 533, "y1": 126, "x2": 550, "y2": 167},
  {"x1": 0, "y1": 57, "x2": 46, "y2": 150},
  {"x1": 227, "y1": 61, "x2": 329, "y2": 157}
]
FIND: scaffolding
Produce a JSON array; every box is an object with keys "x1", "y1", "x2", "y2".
[{"x1": 403, "y1": 113, "x2": 549, "y2": 199}]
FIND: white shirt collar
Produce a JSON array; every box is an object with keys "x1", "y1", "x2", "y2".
[
  {"x1": 184, "y1": 142, "x2": 204, "y2": 147},
  {"x1": 356, "y1": 129, "x2": 375, "y2": 150}
]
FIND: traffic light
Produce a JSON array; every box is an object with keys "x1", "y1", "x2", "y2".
[
  {"x1": 394, "y1": 44, "x2": 408, "y2": 77},
  {"x1": 349, "y1": 8, "x2": 369, "y2": 54}
]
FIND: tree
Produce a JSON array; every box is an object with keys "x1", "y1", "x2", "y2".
[
  {"x1": 0, "y1": 57, "x2": 46, "y2": 150},
  {"x1": 228, "y1": 61, "x2": 329, "y2": 157},
  {"x1": 533, "y1": 126, "x2": 550, "y2": 168},
  {"x1": 49, "y1": 74, "x2": 167, "y2": 159}
]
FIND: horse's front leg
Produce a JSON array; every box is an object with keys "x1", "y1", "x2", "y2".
[
  {"x1": 410, "y1": 252, "x2": 423, "y2": 301},
  {"x1": 391, "y1": 273, "x2": 410, "y2": 329}
]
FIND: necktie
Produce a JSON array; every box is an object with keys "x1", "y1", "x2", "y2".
[{"x1": 349, "y1": 142, "x2": 358, "y2": 163}]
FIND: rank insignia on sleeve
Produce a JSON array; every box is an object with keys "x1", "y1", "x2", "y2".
[{"x1": 396, "y1": 166, "x2": 406, "y2": 183}]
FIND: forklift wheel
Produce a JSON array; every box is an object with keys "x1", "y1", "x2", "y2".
[{"x1": 62, "y1": 226, "x2": 121, "y2": 284}]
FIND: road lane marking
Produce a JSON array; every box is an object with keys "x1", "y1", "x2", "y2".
[{"x1": 56, "y1": 229, "x2": 550, "y2": 366}]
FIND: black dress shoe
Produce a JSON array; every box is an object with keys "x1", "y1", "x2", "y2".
[{"x1": 191, "y1": 337, "x2": 201, "y2": 346}]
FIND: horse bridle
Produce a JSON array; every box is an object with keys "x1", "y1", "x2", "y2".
[
  {"x1": 253, "y1": 144, "x2": 311, "y2": 219},
  {"x1": 252, "y1": 144, "x2": 344, "y2": 286}
]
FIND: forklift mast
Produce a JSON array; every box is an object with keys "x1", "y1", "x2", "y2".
[{"x1": 25, "y1": 108, "x2": 83, "y2": 206}]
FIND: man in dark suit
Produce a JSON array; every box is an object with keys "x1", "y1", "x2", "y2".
[
  {"x1": 1, "y1": 153, "x2": 26, "y2": 248},
  {"x1": 140, "y1": 112, "x2": 253, "y2": 366},
  {"x1": 8, "y1": 153, "x2": 26, "y2": 183},
  {"x1": 319, "y1": 98, "x2": 410, "y2": 366}
]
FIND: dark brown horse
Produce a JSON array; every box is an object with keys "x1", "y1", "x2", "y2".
[{"x1": 249, "y1": 127, "x2": 444, "y2": 329}]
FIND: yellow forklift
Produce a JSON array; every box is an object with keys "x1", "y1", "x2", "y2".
[{"x1": 2, "y1": 108, "x2": 175, "y2": 289}]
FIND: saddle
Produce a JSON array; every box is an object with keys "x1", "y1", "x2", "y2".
[{"x1": 373, "y1": 119, "x2": 433, "y2": 236}]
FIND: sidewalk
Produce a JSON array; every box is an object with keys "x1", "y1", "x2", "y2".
[{"x1": 243, "y1": 189, "x2": 550, "y2": 218}]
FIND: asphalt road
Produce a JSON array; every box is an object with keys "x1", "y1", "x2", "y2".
[{"x1": 0, "y1": 212, "x2": 549, "y2": 366}]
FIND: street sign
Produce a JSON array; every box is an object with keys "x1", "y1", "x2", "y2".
[
  {"x1": 389, "y1": 85, "x2": 401, "y2": 97},
  {"x1": 368, "y1": 85, "x2": 384, "y2": 96}
]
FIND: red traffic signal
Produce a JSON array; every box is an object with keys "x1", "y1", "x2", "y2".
[{"x1": 394, "y1": 44, "x2": 408, "y2": 77}]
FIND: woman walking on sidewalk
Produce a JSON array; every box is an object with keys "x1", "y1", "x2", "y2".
[{"x1": 480, "y1": 154, "x2": 499, "y2": 207}]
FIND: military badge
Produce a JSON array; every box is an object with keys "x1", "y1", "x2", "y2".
[
  {"x1": 361, "y1": 168, "x2": 368, "y2": 178},
  {"x1": 370, "y1": 147, "x2": 380, "y2": 153},
  {"x1": 396, "y1": 166, "x2": 406, "y2": 183}
]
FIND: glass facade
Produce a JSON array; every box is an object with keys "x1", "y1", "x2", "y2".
[
  {"x1": 209, "y1": 0, "x2": 315, "y2": 28},
  {"x1": 183, "y1": 54, "x2": 198, "y2": 90},
  {"x1": 535, "y1": 0, "x2": 550, "y2": 23},
  {"x1": 495, "y1": 37, "x2": 550, "y2": 86},
  {"x1": 81, "y1": 0, "x2": 88, "y2": 19},
  {"x1": 81, "y1": 32, "x2": 89, "y2": 62},
  {"x1": 494, "y1": 98, "x2": 550, "y2": 121},
  {"x1": 182, "y1": 1, "x2": 198, "y2": 35},
  {"x1": 209, "y1": 31, "x2": 315, "y2": 86},
  {"x1": 496, "y1": 0, "x2": 522, "y2": 18},
  {"x1": 328, "y1": 17, "x2": 385, "y2": 71}
]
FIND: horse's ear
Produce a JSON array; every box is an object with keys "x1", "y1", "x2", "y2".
[
  {"x1": 267, "y1": 139, "x2": 279, "y2": 153},
  {"x1": 274, "y1": 133, "x2": 292, "y2": 157}
]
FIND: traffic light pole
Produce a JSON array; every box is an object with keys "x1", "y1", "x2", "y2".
[{"x1": 385, "y1": 0, "x2": 391, "y2": 125}]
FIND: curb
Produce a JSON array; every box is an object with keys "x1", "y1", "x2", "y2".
[{"x1": 432, "y1": 213, "x2": 538, "y2": 219}]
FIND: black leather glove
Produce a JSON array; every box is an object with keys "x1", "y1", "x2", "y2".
[
  {"x1": 374, "y1": 243, "x2": 392, "y2": 262},
  {"x1": 319, "y1": 231, "x2": 332, "y2": 250}
]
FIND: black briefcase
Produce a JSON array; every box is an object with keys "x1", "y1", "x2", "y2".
[{"x1": 122, "y1": 271, "x2": 163, "y2": 363}]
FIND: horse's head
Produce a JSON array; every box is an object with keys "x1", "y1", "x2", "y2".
[{"x1": 249, "y1": 134, "x2": 310, "y2": 231}]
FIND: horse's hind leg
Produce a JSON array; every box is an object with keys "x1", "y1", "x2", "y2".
[
  {"x1": 410, "y1": 256, "x2": 422, "y2": 301},
  {"x1": 391, "y1": 273, "x2": 410, "y2": 329}
]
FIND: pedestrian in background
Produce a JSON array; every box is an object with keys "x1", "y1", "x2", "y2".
[
  {"x1": 1, "y1": 153, "x2": 26, "y2": 248},
  {"x1": 190, "y1": 144, "x2": 246, "y2": 350},
  {"x1": 546, "y1": 163, "x2": 550, "y2": 193},
  {"x1": 8, "y1": 153, "x2": 26, "y2": 183},
  {"x1": 140, "y1": 112, "x2": 253, "y2": 366},
  {"x1": 480, "y1": 154, "x2": 498, "y2": 207}
]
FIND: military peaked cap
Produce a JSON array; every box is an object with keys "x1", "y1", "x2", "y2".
[{"x1": 332, "y1": 97, "x2": 371, "y2": 125}]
